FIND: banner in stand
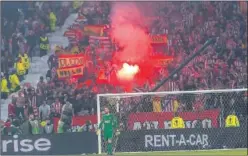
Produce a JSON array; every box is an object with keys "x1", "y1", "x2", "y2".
[
  {"x1": 57, "y1": 65, "x2": 84, "y2": 78},
  {"x1": 58, "y1": 54, "x2": 85, "y2": 68},
  {"x1": 150, "y1": 35, "x2": 168, "y2": 44},
  {"x1": 53, "y1": 109, "x2": 220, "y2": 132}
]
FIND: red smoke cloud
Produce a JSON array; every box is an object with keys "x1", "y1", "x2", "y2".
[
  {"x1": 108, "y1": 2, "x2": 169, "y2": 91},
  {"x1": 110, "y1": 2, "x2": 152, "y2": 63}
]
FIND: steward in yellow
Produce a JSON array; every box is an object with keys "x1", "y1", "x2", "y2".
[
  {"x1": 152, "y1": 97, "x2": 162, "y2": 112},
  {"x1": 19, "y1": 52, "x2": 30, "y2": 74},
  {"x1": 171, "y1": 112, "x2": 185, "y2": 129},
  {"x1": 14, "y1": 57, "x2": 26, "y2": 81},
  {"x1": 1, "y1": 73, "x2": 9, "y2": 99},
  {"x1": 40, "y1": 33, "x2": 49, "y2": 57},
  {"x1": 73, "y1": 0, "x2": 80, "y2": 11},
  {"x1": 9, "y1": 70, "x2": 21, "y2": 93},
  {"x1": 49, "y1": 9, "x2": 57, "y2": 32},
  {"x1": 225, "y1": 113, "x2": 240, "y2": 127}
]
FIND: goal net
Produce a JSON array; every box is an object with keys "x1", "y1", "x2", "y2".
[{"x1": 97, "y1": 88, "x2": 247, "y2": 154}]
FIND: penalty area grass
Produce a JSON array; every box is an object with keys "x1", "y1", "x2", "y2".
[{"x1": 86, "y1": 148, "x2": 247, "y2": 156}]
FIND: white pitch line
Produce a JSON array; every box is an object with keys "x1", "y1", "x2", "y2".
[{"x1": 118, "y1": 148, "x2": 247, "y2": 154}]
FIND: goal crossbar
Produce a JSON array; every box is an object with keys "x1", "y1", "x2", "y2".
[{"x1": 97, "y1": 88, "x2": 247, "y2": 97}]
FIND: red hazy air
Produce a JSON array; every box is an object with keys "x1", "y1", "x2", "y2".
[
  {"x1": 107, "y1": 2, "x2": 171, "y2": 91},
  {"x1": 110, "y1": 2, "x2": 153, "y2": 83},
  {"x1": 110, "y1": 2, "x2": 152, "y2": 63}
]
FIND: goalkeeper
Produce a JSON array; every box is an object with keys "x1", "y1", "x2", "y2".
[{"x1": 97, "y1": 107, "x2": 119, "y2": 155}]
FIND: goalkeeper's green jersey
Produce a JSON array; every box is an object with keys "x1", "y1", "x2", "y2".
[{"x1": 99, "y1": 113, "x2": 117, "y2": 132}]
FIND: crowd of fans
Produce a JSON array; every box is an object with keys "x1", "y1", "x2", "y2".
[
  {"x1": 1, "y1": 1, "x2": 247, "y2": 135},
  {"x1": 1, "y1": 1, "x2": 72, "y2": 135},
  {"x1": 1, "y1": 1, "x2": 71, "y2": 73},
  {"x1": 142, "y1": 1, "x2": 247, "y2": 115},
  {"x1": 164, "y1": 2, "x2": 247, "y2": 91}
]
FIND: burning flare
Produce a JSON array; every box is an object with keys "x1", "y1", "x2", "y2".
[{"x1": 117, "y1": 63, "x2": 140, "y2": 81}]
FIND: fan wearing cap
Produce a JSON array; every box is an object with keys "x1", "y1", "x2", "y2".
[{"x1": 1, "y1": 73, "x2": 9, "y2": 99}]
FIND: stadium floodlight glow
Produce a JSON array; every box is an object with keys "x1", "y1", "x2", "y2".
[{"x1": 96, "y1": 88, "x2": 247, "y2": 154}]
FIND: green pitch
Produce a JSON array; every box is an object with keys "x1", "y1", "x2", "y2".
[{"x1": 87, "y1": 149, "x2": 247, "y2": 156}]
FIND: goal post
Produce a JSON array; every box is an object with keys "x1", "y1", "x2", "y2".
[{"x1": 97, "y1": 88, "x2": 247, "y2": 154}]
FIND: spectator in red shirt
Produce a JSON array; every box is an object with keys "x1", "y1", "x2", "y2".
[{"x1": 8, "y1": 97, "x2": 17, "y2": 118}]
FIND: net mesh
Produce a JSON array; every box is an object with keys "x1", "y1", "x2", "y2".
[{"x1": 98, "y1": 89, "x2": 247, "y2": 153}]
